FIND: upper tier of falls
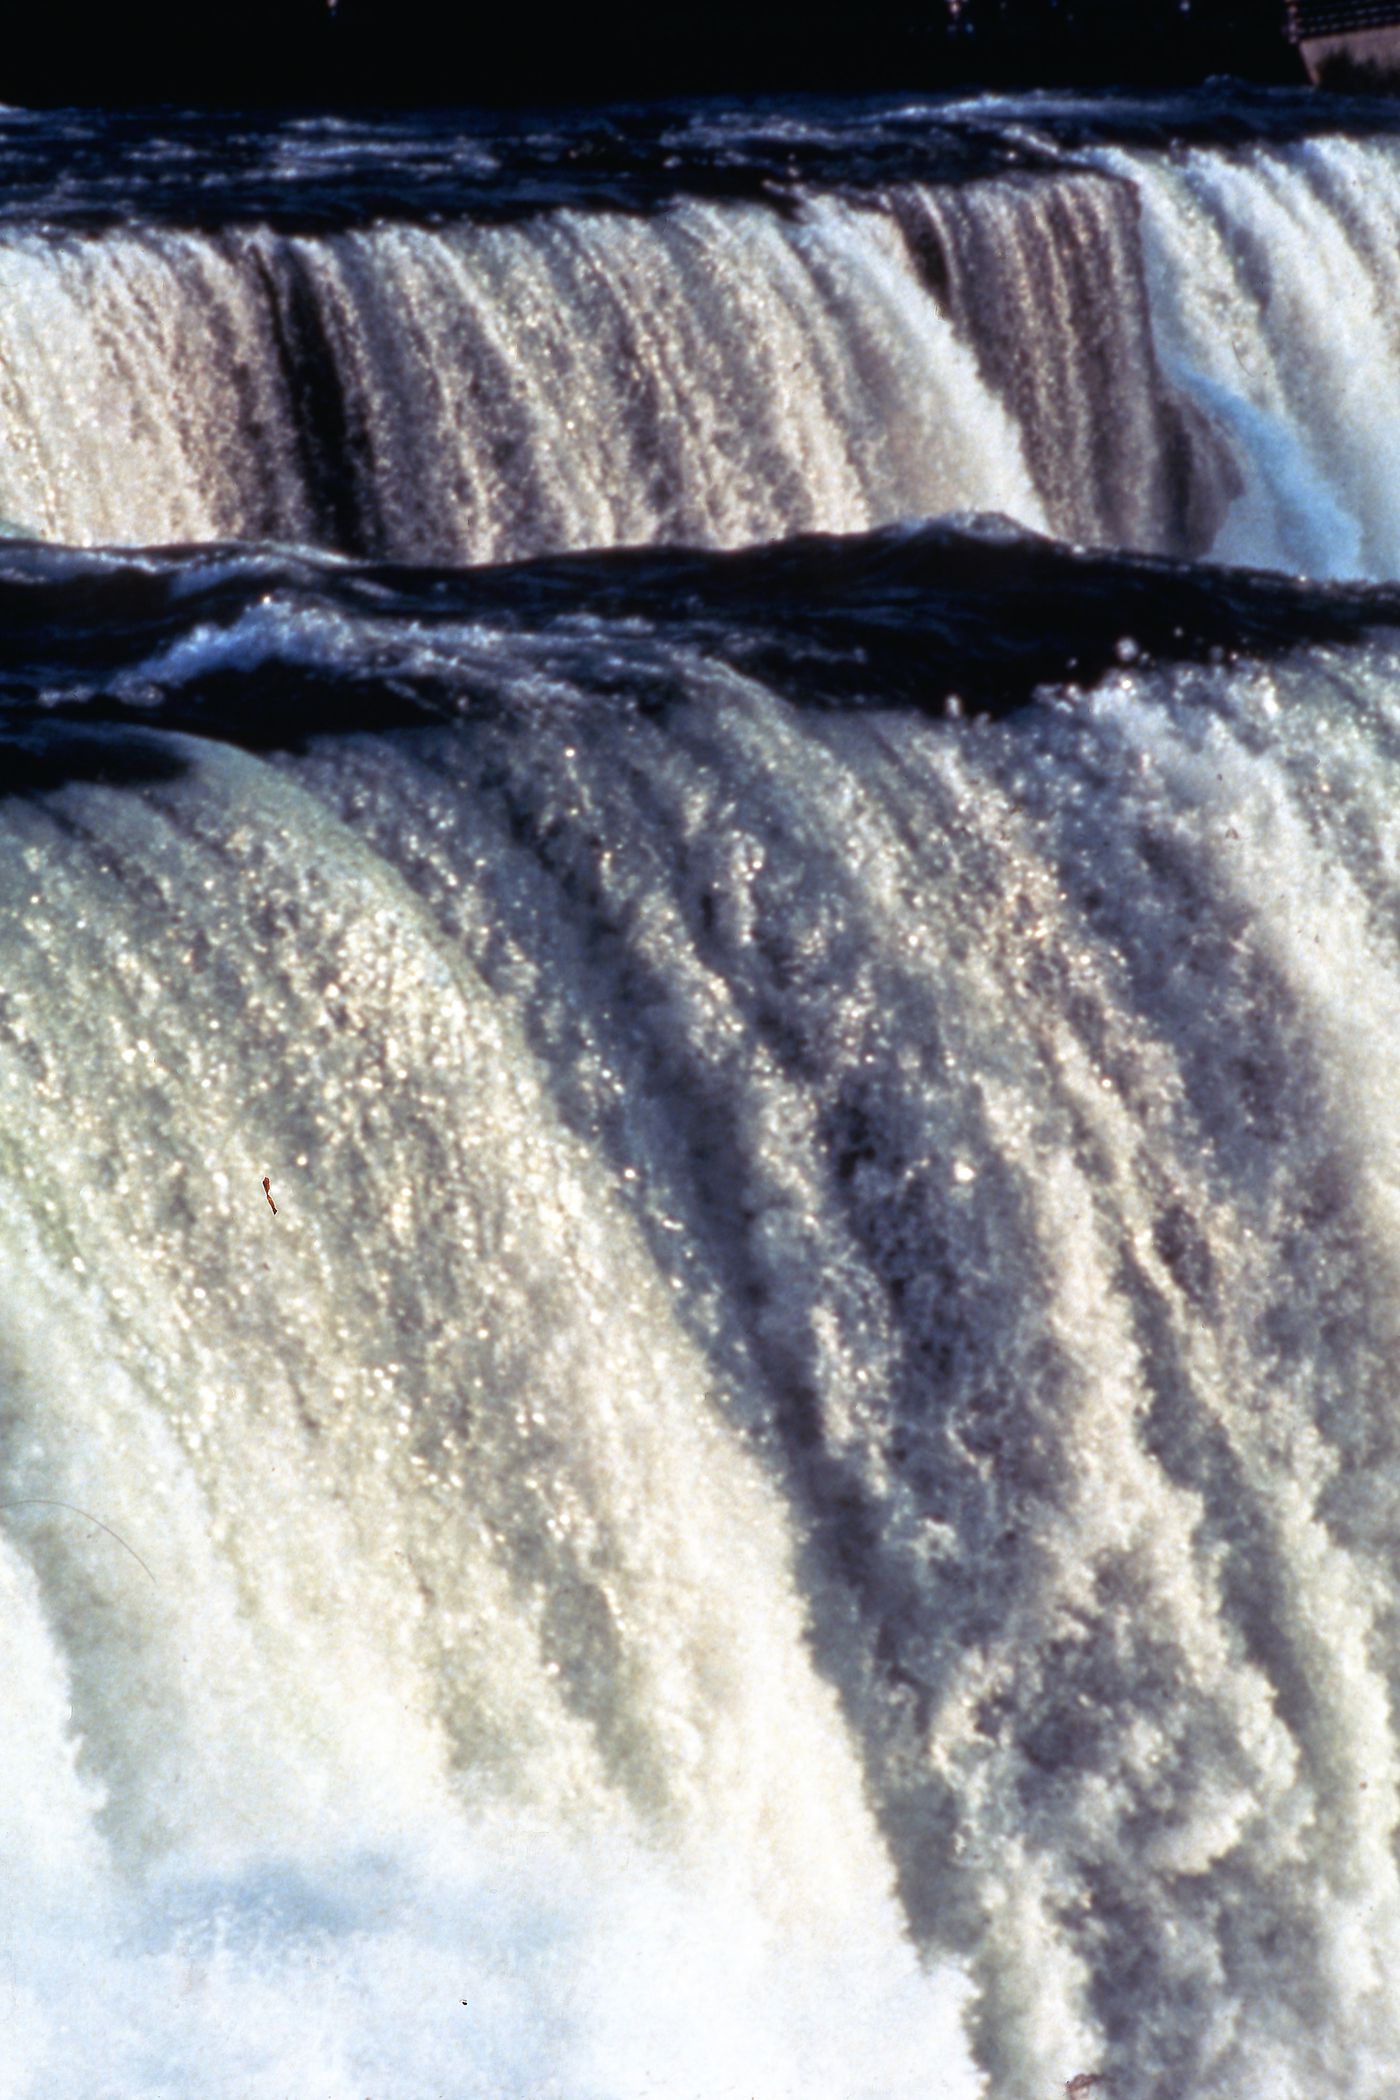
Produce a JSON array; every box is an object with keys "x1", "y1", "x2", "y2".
[{"x1": 3, "y1": 104, "x2": 1400, "y2": 578}]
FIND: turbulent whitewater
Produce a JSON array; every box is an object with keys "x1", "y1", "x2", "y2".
[
  {"x1": 2, "y1": 94, "x2": 1400, "y2": 574},
  {"x1": 7, "y1": 90, "x2": 1400, "y2": 2100}
]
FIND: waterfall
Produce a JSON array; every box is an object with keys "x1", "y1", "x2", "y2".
[
  {"x1": 1097, "y1": 132, "x2": 1400, "y2": 577},
  {"x1": 8, "y1": 92, "x2": 1400, "y2": 2100},
  {"x1": 0, "y1": 124, "x2": 1398, "y2": 571},
  {"x1": 0, "y1": 203, "x2": 1043, "y2": 558},
  {"x1": 7, "y1": 519, "x2": 1400, "y2": 2095}
]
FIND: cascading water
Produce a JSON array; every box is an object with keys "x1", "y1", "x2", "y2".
[
  {"x1": 8, "y1": 89, "x2": 1400, "y2": 2100},
  {"x1": 0, "y1": 105, "x2": 1399, "y2": 572},
  {"x1": 0, "y1": 200, "x2": 1045, "y2": 558},
  {"x1": 1095, "y1": 132, "x2": 1400, "y2": 577}
]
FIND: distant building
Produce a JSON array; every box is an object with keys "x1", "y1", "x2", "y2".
[{"x1": 1285, "y1": 0, "x2": 1400, "y2": 83}]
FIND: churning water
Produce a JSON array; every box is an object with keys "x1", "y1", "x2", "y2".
[{"x1": 6, "y1": 89, "x2": 1400, "y2": 2100}]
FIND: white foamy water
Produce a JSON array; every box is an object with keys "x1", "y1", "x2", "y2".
[
  {"x1": 0, "y1": 704, "x2": 981, "y2": 2099},
  {"x1": 5, "y1": 121, "x2": 1400, "y2": 574},
  {"x1": 8, "y1": 591, "x2": 1400, "y2": 2093},
  {"x1": 1099, "y1": 133, "x2": 1400, "y2": 579},
  {"x1": 8, "y1": 90, "x2": 1400, "y2": 2100},
  {"x1": 0, "y1": 199, "x2": 1043, "y2": 559}
]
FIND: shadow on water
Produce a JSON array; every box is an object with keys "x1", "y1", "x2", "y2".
[
  {"x1": 1, "y1": 95, "x2": 1397, "y2": 236},
  {"x1": 0, "y1": 726, "x2": 192, "y2": 800},
  {"x1": 5, "y1": 519, "x2": 1400, "y2": 802}
]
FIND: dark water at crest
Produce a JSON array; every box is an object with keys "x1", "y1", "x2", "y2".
[{"x1": 2, "y1": 88, "x2": 1392, "y2": 229}]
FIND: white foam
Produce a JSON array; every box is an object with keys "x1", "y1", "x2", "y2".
[
  {"x1": 0, "y1": 199, "x2": 1041, "y2": 560},
  {"x1": 1104, "y1": 134, "x2": 1400, "y2": 578},
  {"x1": 2, "y1": 1831, "x2": 978, "y2": 2100}
]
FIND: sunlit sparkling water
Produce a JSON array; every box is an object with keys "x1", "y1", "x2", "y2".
[
  {"x1": 0, "y1": 104, "x2": 1397, "y2": 572},
  {"x1": 7, "y1": 90, "x2": 1400, "y2": 2100}
]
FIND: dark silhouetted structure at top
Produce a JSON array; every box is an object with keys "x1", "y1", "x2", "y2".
[
  {"x1": 5, "y1": 1, "x2": 1312, "y2": 107},
  {"x1": 1285, "y1": 0, "x2": 1400, "y2": 83}
]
